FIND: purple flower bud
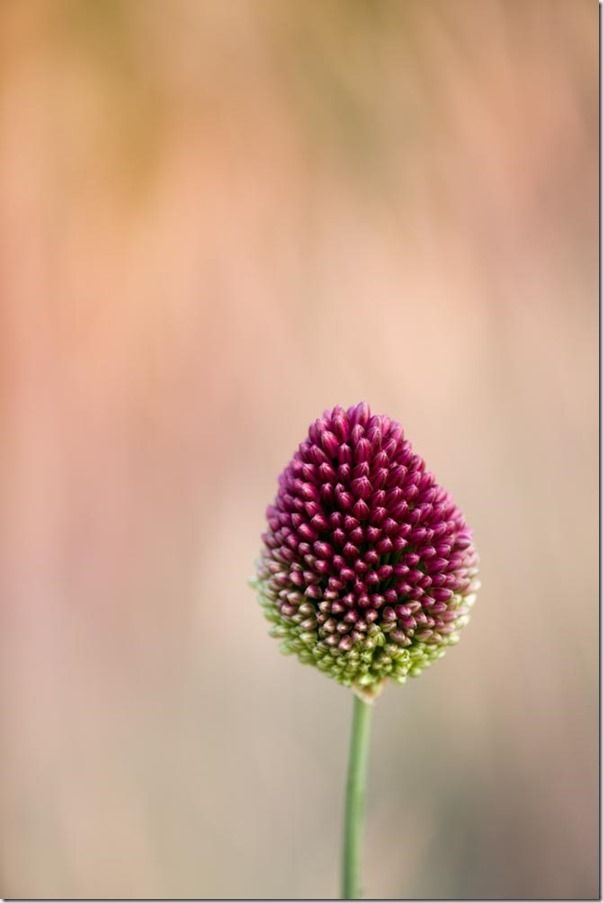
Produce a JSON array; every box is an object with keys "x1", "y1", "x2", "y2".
[{"x1": 254, "y1": 403, "x2": 480, "y2": 694}]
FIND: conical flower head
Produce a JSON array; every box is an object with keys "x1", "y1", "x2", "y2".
[{"x1": 254, "y1": 403, "x2": 479, "y2": 697}]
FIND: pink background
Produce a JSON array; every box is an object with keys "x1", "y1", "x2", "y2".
[{"x1": 0, "y1": 1, "x2": 598, "y2": 898}]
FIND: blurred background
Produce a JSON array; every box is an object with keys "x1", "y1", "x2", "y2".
[{"x1": 0, "y1": 0, "x2": 598, "y2": 899}]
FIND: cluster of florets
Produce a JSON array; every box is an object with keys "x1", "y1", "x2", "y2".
[{"x1": 254, "y1": 403, "x2": 479, "y2": 696}]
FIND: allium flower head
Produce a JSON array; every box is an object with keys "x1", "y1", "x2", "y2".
[{"x1": 254, "y1": 403, "x2": 479, "y2": 697}]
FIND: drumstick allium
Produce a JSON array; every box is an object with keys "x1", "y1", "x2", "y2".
[
  {"x1": 252, "y1": 403, "x2": 480, "y2": 898},
  {"x1": 255, "y1": 402, "x2": 479, "y2": 697}
]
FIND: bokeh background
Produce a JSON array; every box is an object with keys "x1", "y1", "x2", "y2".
[{"x1": 0, "y1": 0, "x2": 598, "y2": 899}]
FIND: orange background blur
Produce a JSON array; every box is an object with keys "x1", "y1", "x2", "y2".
[{"x1": 0, "y1": 1, "x2": 598, "y2": 899}]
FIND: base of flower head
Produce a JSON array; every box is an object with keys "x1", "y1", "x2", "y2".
[
  {"x1": 353, "y1": 681, "x2": 385, "y2": 704},
  {"x1": 253, "y1": 575, "x2": 477, "y2": 695}
]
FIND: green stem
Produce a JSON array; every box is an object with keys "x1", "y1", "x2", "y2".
[{"x1": 341, "y1": 694, "x2": 373, "y2": 900}]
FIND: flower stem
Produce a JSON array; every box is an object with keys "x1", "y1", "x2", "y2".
[{"x1": 341, "y1": 694, "x2": 373, "y2": 900}]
